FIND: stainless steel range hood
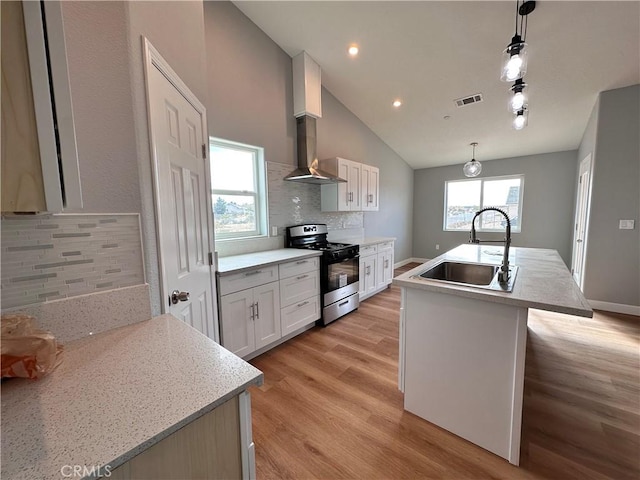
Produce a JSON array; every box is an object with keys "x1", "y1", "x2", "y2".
[
  {"x1": 284, "y1": 116, "x2": 346, "y2": 185},
  {"x1": 284, "y1": 52, "x2": 346, "y2": 185}
]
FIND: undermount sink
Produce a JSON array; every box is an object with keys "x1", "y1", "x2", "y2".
[{"x1": 414, "y1": 261, "x2": 518, "y2": 292}]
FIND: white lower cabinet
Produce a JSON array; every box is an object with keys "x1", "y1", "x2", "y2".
[
  {"x1": 220, "y1": 281, "x2": 281, "y2": 358},
  {"x1": 279, "y1": 257, "x2": 320, "y2": 336},
  {"x1": 376, "y1": 242, "x2": 394, "y2": 289},
  {"x1": 359, "y1": 240, "x2": 395, "y2": 301},
  {"x1": 359, "y1": 253, "x2": 378, "y2": 298},
  {"x1": 219, "y1": 255, "x2": 320, "y2": 359}
]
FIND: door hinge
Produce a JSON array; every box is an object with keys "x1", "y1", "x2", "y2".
[
  {"x1": 208, "y1": 252, "x2": 214, "y2": 266},
  {"x1": 202, "y1": 144, "x2": 207, "y2": 159}
]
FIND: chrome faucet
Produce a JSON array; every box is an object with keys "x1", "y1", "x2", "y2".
[{"x1": 469, "y1": 207, "x2": 512, "y2": 284}]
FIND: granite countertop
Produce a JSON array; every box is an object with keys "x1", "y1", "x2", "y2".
[
  {"x1": 1, "y1": 314, "x2": 263, "y2": 480},
  {"x1": 393, "y1": 244, "x2": 593, "y2": 318},
  {"x1": 217, "y1": 248, "x2": 322, "y2": 275}
]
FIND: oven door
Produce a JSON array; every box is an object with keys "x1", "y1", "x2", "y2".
[{"x1": 323, "y1": 255, "x2": 359, "y2": 306}]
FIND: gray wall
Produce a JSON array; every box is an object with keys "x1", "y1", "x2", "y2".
[
  {"x1": 413, "y1": 150, "x2": 578, "y2": 265},
  {"x1": 56, "y1": 1, "x2": 209, "y2": 315},
  {"x1": 203, "y1": 1, "x2": 414, "y2": 262},
  {"x1": 317, "y1": 90, "x2": 414, "y2": 261},
  {"x1": 582, "y1": 85, "x2": 639, "y2": 306}
]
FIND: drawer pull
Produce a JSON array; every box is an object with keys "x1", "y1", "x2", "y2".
[
  {"x1": 244, "y1": 270, "x2": 262, "y2": 276},
  {"x1": 338, "y1": 300, "x2": 349, "y2": 307},
  {"x1": 297, "y1": 301, "x2": 309, "y2": 308},
  {"x1": 296, "y1": 274, "x2": 308, "y2": 280},
  {"x1": 296, "y1": 260, "x2": 308, "y2": 265}
]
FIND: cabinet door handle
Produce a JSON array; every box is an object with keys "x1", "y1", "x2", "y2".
[
  {"x1": 297, "y1": 301, "x2": 309, "y2": 308},
  {"x1": 296, "y1": 274, "x2": 308, "y2": 280},
  {"x1": 249, "y1": 303, "x2": 255, "y2": 321},
  {"x1": 255, "y1": 302, "x2": 259, "y2": 319},
  {"x1": 244, "y1": 270, "x2": 262, "y2": 276},
  {"x1": 366, "y1": 265, "x2": 371, "y2": 275},
  {"x1": 385, "y1": 260, "x2": 389, "y2": 268}
]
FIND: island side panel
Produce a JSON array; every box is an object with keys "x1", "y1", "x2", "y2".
[{"x1": 402, "y1": 287, "x2": 528, "y2": 465}]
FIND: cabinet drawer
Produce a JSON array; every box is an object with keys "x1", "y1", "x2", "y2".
[
  {"x1": 219, "y1": 265, "x2": 278, "y2": 296},
  {"x1": 279, "y1": 256, "x2": 319, "y2": 279},
  {"x1": 360, "y1": 244, "x2": 377, "y2": 256},
  {"x1": 281, "y1": 295, "x2": 320, "y2": 336},
  {"x1": 378, "y1": 241, "x2": 394, "y2": 251},
  {"x1": 280, "y1": 270, "x2": 320, "y2": 307}
]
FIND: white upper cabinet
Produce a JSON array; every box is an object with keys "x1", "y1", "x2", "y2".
[
  {"x1": 361, "y1": 164, "x2": 379, "y2": 211},
  {"x1": 320, "y1": 157, "x2": 374, "y2": 212},
  {"x1": 1, "y1": 1, "x2": 82, "y2": 213}
]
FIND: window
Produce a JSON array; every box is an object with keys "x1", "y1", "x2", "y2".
[
  {"x1": 444, "y1": 175, "x2": 523, "y2": 232},
  {"x1": 209, "y1": 137, "x2": 267, "y2": 240}
]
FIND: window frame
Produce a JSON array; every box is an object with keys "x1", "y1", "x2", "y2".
[
  {"x1": 209, "y1": 137, "x2": 268, "y2": 241},
  {"x1": 443, "y1": 174, "x2": 524, "y2": 233}
]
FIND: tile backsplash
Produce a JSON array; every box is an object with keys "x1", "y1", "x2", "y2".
[
  {"x1": 1, "y1": 214, "x2": 145, "y2": 309},
  {"x1": 267, "y1": 161, "x2": 364, "y2": 231},
  {"x1": 216, "y1": 162, "x2": 364, "y2": 257}
]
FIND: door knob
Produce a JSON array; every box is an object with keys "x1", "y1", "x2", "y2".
[{"x1": 170, "y1": 290, "x2": 190, "y2": 305}]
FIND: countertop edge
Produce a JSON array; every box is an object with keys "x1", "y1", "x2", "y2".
[
  {"x1": 108, "y1": 370, "x2": 263, "y2": 470},
  {"x1": 393, "y1": 245, "x2": 593, "y2": 318},
  {"x1": 392, "y1": 276, "x2": 593, "y2": 317},
  {"x1": 217, "y1": 249, "x2": 322, "y2": 275}
]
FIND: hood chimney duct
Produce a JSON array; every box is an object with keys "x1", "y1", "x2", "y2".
[{"x1": 284, "y1": 52, "x2": 346, "y2": 185}]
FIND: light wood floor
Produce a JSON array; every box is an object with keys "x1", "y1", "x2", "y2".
[{"x1": 249, "y1": 263, "x2": 640, "y2": 479}]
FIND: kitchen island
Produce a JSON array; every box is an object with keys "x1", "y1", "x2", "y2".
[
  {"x1": 1, "y1": 314, "x2": 263, "y2": 480},
  {"x1": 393, "y1": 244, "x2": 592, "y2": 466}
]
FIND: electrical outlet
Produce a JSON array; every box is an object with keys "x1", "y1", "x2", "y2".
[
  {"x1": 435, "y1": 244, "x2": 440, "y2": 250},
  {"x1": 271, "y1": 226, "x2": 278, "y2": 236},
  {"x1": 619, "y1": 220, "x2": 635, "y2": 230}
]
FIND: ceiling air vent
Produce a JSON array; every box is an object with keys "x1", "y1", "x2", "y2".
[{"x1": 454, "y1": 93, "x2": 484, "y2": 108}]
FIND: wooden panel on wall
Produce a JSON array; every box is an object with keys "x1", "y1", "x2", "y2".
[
  {"x1": 1, "y1": 0, "x2": 46, "y2": 212},
  {"x1": 108, "y1": 396, "x2": 242, "y2": 479}
]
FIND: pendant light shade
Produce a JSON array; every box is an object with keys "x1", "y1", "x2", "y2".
[
  {"x1": 463, "y1": 142, "x2": 482, "y2": 177},
  {"x1": 501, "y1": 36, "x2": 528, "y2": 82},
  {"x1": 513, "y1": 109, "x2": 529, "y2": 130},
  {"x1": 508, "y1": 79, "x2": 528, "y2": 113}
]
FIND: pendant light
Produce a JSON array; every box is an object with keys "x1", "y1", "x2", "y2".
[
  {"x1": 500, "y1": 1, "x2": 536, "y2": 82},
  {"x1": 513, "y1": 109, "x2": 529, "y2": 130},
  {"x1": 463, "y1": 142, "x2": 482, "y2": 177},
  {"x1": 509, "y1": 79, "x2": 528, "y2": 113}
]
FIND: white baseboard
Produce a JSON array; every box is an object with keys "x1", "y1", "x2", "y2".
[
  {"x1": 587, "y1": 299, "x2": 640, "y2": 317},
  {"x1": 394, "y1": 257, "x2": 429, "y2": 269}
]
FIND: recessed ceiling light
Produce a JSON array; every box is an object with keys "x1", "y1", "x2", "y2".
[
  {"x1": 348, "y1": 45, "x2": 359, "y2": 56},
  {"x1": 392, "y1": 100, "x2": 402, "y2": 108}
]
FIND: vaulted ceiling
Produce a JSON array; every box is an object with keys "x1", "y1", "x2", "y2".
[{"x1": 233, "y1": 1, "x2": 640, "y2": 169}]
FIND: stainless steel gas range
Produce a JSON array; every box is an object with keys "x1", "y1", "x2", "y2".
[{"x1": 286, "y1": 224, "x2": 359, "y2": 325}]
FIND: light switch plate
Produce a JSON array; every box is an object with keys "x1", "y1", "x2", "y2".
[{"x1": 619, "y1": 219, "x2": 635, "y2": 230}]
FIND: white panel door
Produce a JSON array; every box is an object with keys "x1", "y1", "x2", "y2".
[
  {"x1": 145, "y1": 42, "x2": 216, "y2": 340},
  {"x1": 571, "y1": 154, "x2": 592, "y2": 288},
  {"x1": 220, "y1": 290, "x2": 255, "y2": 357},
  {"x1": 253, "y1": 282, "x2": 281, "y2": 350}
]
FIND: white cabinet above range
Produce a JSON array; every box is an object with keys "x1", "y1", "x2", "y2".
[{"x1": 319, "y1": 157, "x2": 379, "y2": 212}]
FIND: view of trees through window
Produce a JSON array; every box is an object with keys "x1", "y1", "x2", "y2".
[
  {"x1": 444, "y1": 176, "x2": 523, "y2": 232},
  {"x1": 210, "y1": 139, "x2": 265, "y2": 239}
]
